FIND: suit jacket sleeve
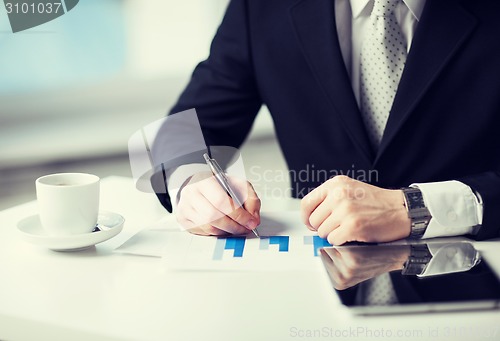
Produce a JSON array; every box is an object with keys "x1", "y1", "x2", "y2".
[{"x1": 154, "y1": 0, "x2": 262, "y2": 212}]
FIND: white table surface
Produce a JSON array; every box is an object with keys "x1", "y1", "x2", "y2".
[{"x1": 1, "y1": 176, "x2": 499, "y2": 341}]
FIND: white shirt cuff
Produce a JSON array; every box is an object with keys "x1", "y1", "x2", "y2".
[
  {"x1": 411, "y1": 180, "x2": 483, "y2": 239},
  {"x1": 419, "y1": 243, "x2": 480, "y2": 277}
]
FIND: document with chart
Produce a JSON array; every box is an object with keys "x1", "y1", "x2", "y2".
[{"x1": 161, "y1": 211, "x2": 332, "y2": 271}]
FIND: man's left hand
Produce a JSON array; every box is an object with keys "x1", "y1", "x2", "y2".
[{"x1": 301, "y1": 175, "x2": 411, "y2": 245}]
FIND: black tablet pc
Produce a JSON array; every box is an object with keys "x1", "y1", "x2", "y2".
[{"x1": 319, "y1": 241, "x2": 500, "y2": 315}]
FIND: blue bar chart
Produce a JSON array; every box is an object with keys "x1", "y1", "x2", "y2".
[
  {"x1": 259, "y1": 236, "x2": 290, "y2": 252},
  {"x1": 303, "y1": 236, "x2": 332, "y2": 256},
  {"x1": 213, "y1": 235, "x2": 329, "y2": 260},
  {"x1": 161, "y1": 211, "x2": 340, "y2": 270},
  {"x1": 213, "y1": 237, "x2": 246, "y2": 260}
]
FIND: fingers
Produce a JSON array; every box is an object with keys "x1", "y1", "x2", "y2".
[
  {"x1": 224, "y1": 206, "x2": 259, "y2": 232},
  {"x1": 326, "y1": 229, "x2": 341, "y2": 245},
  {"x1": 316, "y1": 213, "x2": 341, "y2": 239},
  {"x1": 226, "y1": 178, "x2": 261, "y2": 226},
  {"x1": 201, "y1": 177, "x2": 260, "y2": 232},
  {"x1": 189, "y1": 190, "x2": 253, "y2": 235},
  {"x1": 186, "y1": 226, "x2": 230, "y2": 237},
  {"x1": 327, "y1": 224, "x2": 354, "y2": 245},
  {"x1": 176, "y1": 172, "x2": 260, "y2": 236},
  {"x1": 307, "y1": 200, "x2": 331, "y2": 230},
  {"x1": 319, "y1": 247, "x2": 340, "y2": 263},
  {"x1": 243, "y1": 182, "x2": 261, "y2": 224},
  {"x1": 179, "y1": 205, "x2": 247, "y2": 236},
  {"x1": 301, "y1": 175, "x2": 352, "y2": 230},
  {"x1": 178, "y1": 202, "x2": 248, "y2": 236},
  {"x1": 300, "y1": 176, "x2": 366, "y2": 245},
  {"x1": 191, "y1": 192, "x2": 250, "y2": 234},
  {"x1": 308, "y1": 194, "x2": 347, "y2": 238},
  {"x1": 176, "y1": 207, "x2": 228, "y2": 236},
  {"x1": 301, "y1": 186, "x2": 328, "y2": 229}
]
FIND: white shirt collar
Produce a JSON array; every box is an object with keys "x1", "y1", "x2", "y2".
[{"x1": 350, "y1": 0, "x2": 426, "y2": 21}]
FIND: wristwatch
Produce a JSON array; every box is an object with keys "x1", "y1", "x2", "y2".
[
  {"x1": 401, "y1": 187, "x2": 432, "y2": 239},
  {"x1": 402, "y1": 244, "x2": 433, "y2": 276}
]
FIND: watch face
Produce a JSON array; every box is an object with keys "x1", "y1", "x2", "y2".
[{"x1": 407, "y1": 190, "x2": 425, "y2": 210}]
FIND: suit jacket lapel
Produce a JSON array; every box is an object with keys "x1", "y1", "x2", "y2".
[
  {"x1": 289, "y1": 0, "x2": 375, "y2": 164},
  {"x1": 375, "y1": 0, "x2": 477, "y2": 164}
]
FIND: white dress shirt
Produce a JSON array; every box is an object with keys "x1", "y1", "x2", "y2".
[{"x1": 335, "y1": 0, "x2": 482, "y2": 238}]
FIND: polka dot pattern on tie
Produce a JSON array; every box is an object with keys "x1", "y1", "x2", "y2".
[
  {"x1": 360, "y1": 0, "x2": 407, "y2": 147},
  {"x1": 362, "y1": 273, "x2": 399, "y2": 305}
]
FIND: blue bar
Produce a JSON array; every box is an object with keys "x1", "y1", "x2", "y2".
[
  {"x1": 224, "y1": 237, "x2": 246, "y2": 257},
  {"x1": 304, "y1": 236, "x2": 332, "y2": 256},
  {"x1": 269, "y1": 236, "x2": 289, "y2": 252}
]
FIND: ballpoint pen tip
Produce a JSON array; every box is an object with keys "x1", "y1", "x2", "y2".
[{"x1": 253, "y1": 228, "x2": 261, "y2": 238}]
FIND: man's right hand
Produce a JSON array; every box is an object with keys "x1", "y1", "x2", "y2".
[{"x1": 175, "y1": 171, "x2": 261, "y2": 236}]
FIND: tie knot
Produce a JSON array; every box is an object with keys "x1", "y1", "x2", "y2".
[{"x1": 372, "y1": 0, "x2": 400, "y2": 17}]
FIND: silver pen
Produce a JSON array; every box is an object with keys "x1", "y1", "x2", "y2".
[{"x1": 203, "y1": 153, "x2": 260, "y2": 238}]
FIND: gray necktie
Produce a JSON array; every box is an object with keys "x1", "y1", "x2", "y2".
[
  {"x1": 360, "y1": 0, "x2": 407, "y2": 147},
  {"x1": 357, "y1": 0, "x2": 406, "y2": 307}
]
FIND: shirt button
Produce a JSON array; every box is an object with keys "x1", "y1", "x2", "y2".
[{"x1": 447, "y1": 211, "x2": 458, "y2": 222}]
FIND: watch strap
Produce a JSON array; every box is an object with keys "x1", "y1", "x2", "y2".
[
  {"x1": 402, "y1": 187, "x2": 432, "y2": 239},
  {"x1": 402, "y1": 244, "x2": 433, "y2": 276}
]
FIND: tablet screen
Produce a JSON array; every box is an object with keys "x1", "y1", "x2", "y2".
[{"x1": 319, "y1": 242, "x2": 500, "y2": 314}]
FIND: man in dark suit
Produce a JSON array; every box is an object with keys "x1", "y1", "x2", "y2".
[{"x1": 153, "y1": 0, "x2": 500, "y2": 244}]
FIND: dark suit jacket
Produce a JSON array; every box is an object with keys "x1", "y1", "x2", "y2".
[{"x1": 156, "y1": 0, "x2": 500, "y2": 240}]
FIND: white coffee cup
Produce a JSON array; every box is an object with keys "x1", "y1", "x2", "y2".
[{"x1": 36, "y1": 173, "x2": 100, "y2": 236}]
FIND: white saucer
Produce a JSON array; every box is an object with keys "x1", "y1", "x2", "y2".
[{"x1": 17, "y1": 211, "x2": 124, "y2": 251}]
